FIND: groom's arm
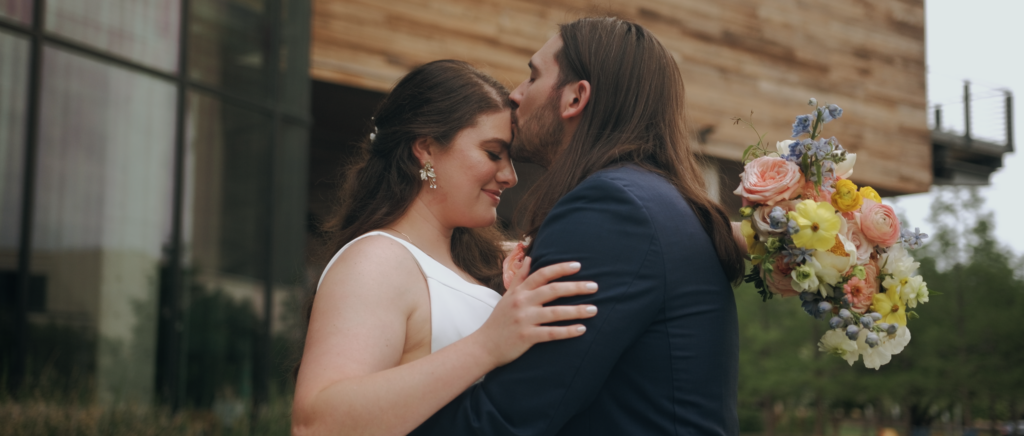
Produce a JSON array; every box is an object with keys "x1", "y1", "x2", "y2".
[{"x1": 411, "y1": 173, "x2": 662, "y2": 436}]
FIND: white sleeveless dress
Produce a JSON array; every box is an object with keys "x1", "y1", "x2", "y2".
[{"x1": 316, "y1": 231, "x2": 502, "y2": 353}]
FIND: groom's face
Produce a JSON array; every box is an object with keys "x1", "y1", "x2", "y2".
[{"x1": 509, "y1": 36, "x2": 566, "y2": 168}]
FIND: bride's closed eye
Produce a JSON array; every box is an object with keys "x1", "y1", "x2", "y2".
[{"x1": 485, "y1": 150, "x2": 502, "y2": 161}]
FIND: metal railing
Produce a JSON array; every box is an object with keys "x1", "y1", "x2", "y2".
[{"x1": 930, "y1": 81, "x2": 1014, "y2": 151}]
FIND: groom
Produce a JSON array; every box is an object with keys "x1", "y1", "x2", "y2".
[{"x1": 412, "y1": 17, "x2": 745, "y2": 436}]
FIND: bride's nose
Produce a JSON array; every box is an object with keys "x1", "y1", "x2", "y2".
[{"x1": 497, "y1": 159, "x2": 517, "y2": 189}]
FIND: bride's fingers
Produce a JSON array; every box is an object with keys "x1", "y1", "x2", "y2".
[
  {"x1": 531, "y1": 324, "x2": 589, "y2": 343},
  {"x1": 520, "y1": 261, "x2": 581, "y2": 291},
  {"x1": 507, "y1": 256, "x2": 531, "y2": 293},
  {"x1": 526, "y1": 281, "x2": 598, "y2": 305},
  {"x1": 534, "y1": 304, "x2": 598, "y2": 325}
]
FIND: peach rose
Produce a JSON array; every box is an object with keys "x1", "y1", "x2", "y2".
[
  {"x1": 859, "y1": 200, "x2": 900, "y2": 247},
  {"x1": 761, "y1": 255, "x2": 799, "y2": 298},
  {"x1": 502, "y1": 242, "x2": 526, "y2": 290},
  {"x1": 843, "y1": 212, "x2": 873, "y2": 264},
  {"x1": 799, "y1": 180, "x2": 835, "y2": 202},
  {"x1": 845, "y1": 261, "x2": 879, "y2": 313},
  {"x1": 733, "y1": 157, "x2": 804, "y2": 206}
]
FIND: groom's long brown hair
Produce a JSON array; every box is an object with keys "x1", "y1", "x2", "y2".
[{"x1": 519, "y1": 17, "x2": 745, "y2": 283}]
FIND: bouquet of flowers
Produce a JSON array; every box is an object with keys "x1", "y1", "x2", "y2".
[{"x1": 732, "y1": 99, "x2": 930, "y2": 369}]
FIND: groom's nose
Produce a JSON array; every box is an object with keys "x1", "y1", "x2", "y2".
[{"x1": 509, "y1": 81, "x2": 526, "y2": 107}]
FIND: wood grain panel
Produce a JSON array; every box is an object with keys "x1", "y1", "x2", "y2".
[{"x1": 312, "y1": 0, "x2": 930, "y2": 193}]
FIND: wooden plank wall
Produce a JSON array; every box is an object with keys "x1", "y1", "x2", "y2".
[{"x1": 311, "y1": 0, "x2": 930, "y2": 194}]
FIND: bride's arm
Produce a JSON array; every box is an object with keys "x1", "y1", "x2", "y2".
[{"x1": 291, "y1": 237, "x2": 596, "y2": 436}]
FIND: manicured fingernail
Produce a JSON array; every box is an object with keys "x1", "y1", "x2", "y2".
[
  {"x1": 585, "y1": 306, "x2": 598, "y2": 314},
  {"x1": 569, "y1": 262, "x2": 581, "y2": 269},
  {"x1": 576, "y1": 326, "x2": 587, "y2": 333},
  {"x1": 585, "y1": 283, "x2": 598, "y2": 290}
]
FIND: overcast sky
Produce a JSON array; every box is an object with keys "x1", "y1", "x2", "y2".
[{"x1": 886, "y1": 0, "x2": 1024, "y2": 255}]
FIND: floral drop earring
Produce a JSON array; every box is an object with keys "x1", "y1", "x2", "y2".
[{"x1": 420, "y1": 161, "x2": 437, "y2": 189}]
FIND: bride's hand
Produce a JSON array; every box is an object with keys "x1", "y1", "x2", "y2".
[{"x1": 472, "y1": 257, "x2": 598, "y2": 367}]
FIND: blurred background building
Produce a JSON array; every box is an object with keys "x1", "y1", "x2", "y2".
[{"x1": 0, "y1": 0, "x2": 1015, "y2": 430}]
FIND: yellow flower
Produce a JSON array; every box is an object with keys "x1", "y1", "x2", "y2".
[
  {"x1": 831, "y1": 179, "x2": 863, "y2": 212},
  {"x1": 741, "y1": 219, "x2": 756, "y2": 248},
  {"x1": 788, "y1": 200, "x2": 842, "y2": 251},
  {"x1": 871, "y1": 286, "x2": 907, "y2": 326},
  {"x1": 741, "y1": 220, "x2": 767, "y2": 265},
  {"x1": 859, "y1": 186, "x2": 882, "y2": 204}
]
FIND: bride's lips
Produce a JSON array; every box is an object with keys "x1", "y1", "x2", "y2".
[{"x1": 482, "y1": 189, "x2": 501, "y2": 204}]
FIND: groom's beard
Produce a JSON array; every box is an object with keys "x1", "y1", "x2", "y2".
[{"x1": 510, "y1": 94, "x2": 564, "y2": 168}]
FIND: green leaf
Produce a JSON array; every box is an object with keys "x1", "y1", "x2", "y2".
[{"x1": 742, "y1": 144, "x2": 756, "y2": 163}]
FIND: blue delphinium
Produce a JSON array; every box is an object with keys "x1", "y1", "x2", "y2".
[
  {"x1": 792, "y1": 114, "x2": 812, "y2": 137},
  {"x1": 821, "y1": 161, "x2": 836, "y2": 179},
  {"x1": 819, "y1": 106, "x2": 833, "y2": 123},
  {"x1": 768, "y1": 207, "x2": 788, "y2": 230},
  {"x1": 901, "y1": 227, "x2": 929, "y2": 249},
  {"x1": 810, "y1": 138, "x2": 830, "y2": 160},
  {"x1": 786, "y1": 220, "x2": 801, "y2": 236},
  {"x1": 865, "y1": 332, "x2": 880, "y2": 348},
  {"x1": 846, "y1": 325, "x2": 860, "y2": 340},
  {"x1": 784, "y1": 141, "x2": 806, "y2": 162},
  {"x1": 800, "y1": 292, "x2": 827, "y2": 318},
  {"x1": 818, "y1": 104, "x2": 843, "y2": 124},
  {"x1": 829, "y1": 316, "x2": 845, "y2": 329},
  {"x1": 783, "y1": 245, "x2": 815, "y2": 264},
  {"x1": 827, "y1": 104, "x2": 843, "y2": 120}
]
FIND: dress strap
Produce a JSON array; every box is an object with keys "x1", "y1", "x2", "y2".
[{"x1": 316, "y1": 231, "x2": 429, "y2": 291}]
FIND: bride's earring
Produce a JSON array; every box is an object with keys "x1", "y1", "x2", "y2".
[{"x1": 420, "y1": 161, "x2": 437, "y2": 189}]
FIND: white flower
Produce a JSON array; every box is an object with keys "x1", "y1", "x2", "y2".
[
  {"x1": 879, "y1": 244, "x2": 919, "y2": 279},
  {"x1": 791, "y1": 260, "x2": 822, "y2": 294},
  {"x1": 878, "y1": 325, "x2": 911, "y2": 356},
  {"x1": 776, "y1": 140, "x2": 796, "y2": 157},
  {"x1": 835, "y1": 153, "x2": 857, "y2": 179},
  {"x1": 857, "y1": 329, "x2": 892, "y2": 370},
  {"x1": 812, "y1": 233, "x2": 858, "y2": 290},
  {"x1": 913, "y1": 280, "x2": 929, "y2": 307},
  {"x1": 819, "y1": 329, "x2": 860, "y2": 366},
  {"x1": 883, "y1": 274, "x2": 928, "y2": 308}
]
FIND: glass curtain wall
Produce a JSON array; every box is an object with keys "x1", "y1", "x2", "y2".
[
  {"x1": 0, "y1": 29, "x2": 29, "y2": 375},
  {"x1": 0, "y1": 0, "x2": 33, "y2": 24},
  {"x1": 0, "y1": 0, "x2": 310, "y2": 414}
]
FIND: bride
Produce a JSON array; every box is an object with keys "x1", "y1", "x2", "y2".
[{"x1": 291, "y1": 60, "x2": 599, "y2": 435}]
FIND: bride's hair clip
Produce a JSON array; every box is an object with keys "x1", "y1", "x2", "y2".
[{"x1": 369, "y1": 117, "x2": 379, "y2": 142}]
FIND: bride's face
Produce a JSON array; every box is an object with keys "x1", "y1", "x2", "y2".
[{"x1": 423, "y1": 110, "x2": 517, "y2": 229}]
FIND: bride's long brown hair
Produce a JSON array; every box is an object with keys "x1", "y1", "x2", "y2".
[
  {"x1": 319, "y1": 60, "x2": 511, "y2": 291},
  {"x1": 518, "y1": 17, "x2": 745, "y2": 283}
]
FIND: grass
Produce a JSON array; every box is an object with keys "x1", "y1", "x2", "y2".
[{"x1": 0, "y1": 397, "x2": 293, "y2": 436}]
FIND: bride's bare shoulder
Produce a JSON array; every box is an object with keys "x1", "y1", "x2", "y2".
[{"x1": 318, "y1": 234, "x2": 425, "y2": 300}]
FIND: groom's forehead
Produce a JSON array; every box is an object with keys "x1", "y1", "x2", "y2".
[{"x1": 530, "y1": 35, "x2": 563, "y2": 72}]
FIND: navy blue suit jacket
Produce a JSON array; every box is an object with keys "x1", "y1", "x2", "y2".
[{"x1": 411, "y1": 165, "x2": 739, "y2": 436}]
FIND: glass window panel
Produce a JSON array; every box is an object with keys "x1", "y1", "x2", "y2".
[
  {"x1": 46, "y1": 0, "x2": 180, "y2": 73},
  {"x1": 0, "y1": 30, "x2": 28, "y2": 271},
  {"x1": 0, "y1": 29, "x2": 29, "y2": 373},
  {"x1": 189, "y1": 0, "x2": 269, "y2": 100},
  {"x1": 181, "y1": 92, "x2": 271, "y2": 411},
  {"x1": 0, "y1": 0, "x2": 33, "y2": 24},
  {"x1": 272, "y1": 122, "x2": 307, "y2": 286},
  {"x1": 278, "y1": 0, "x2": 310, "y2": 118},
  {"x1": 32, "y1": 45, "x2": 177, "y2": 403}
]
